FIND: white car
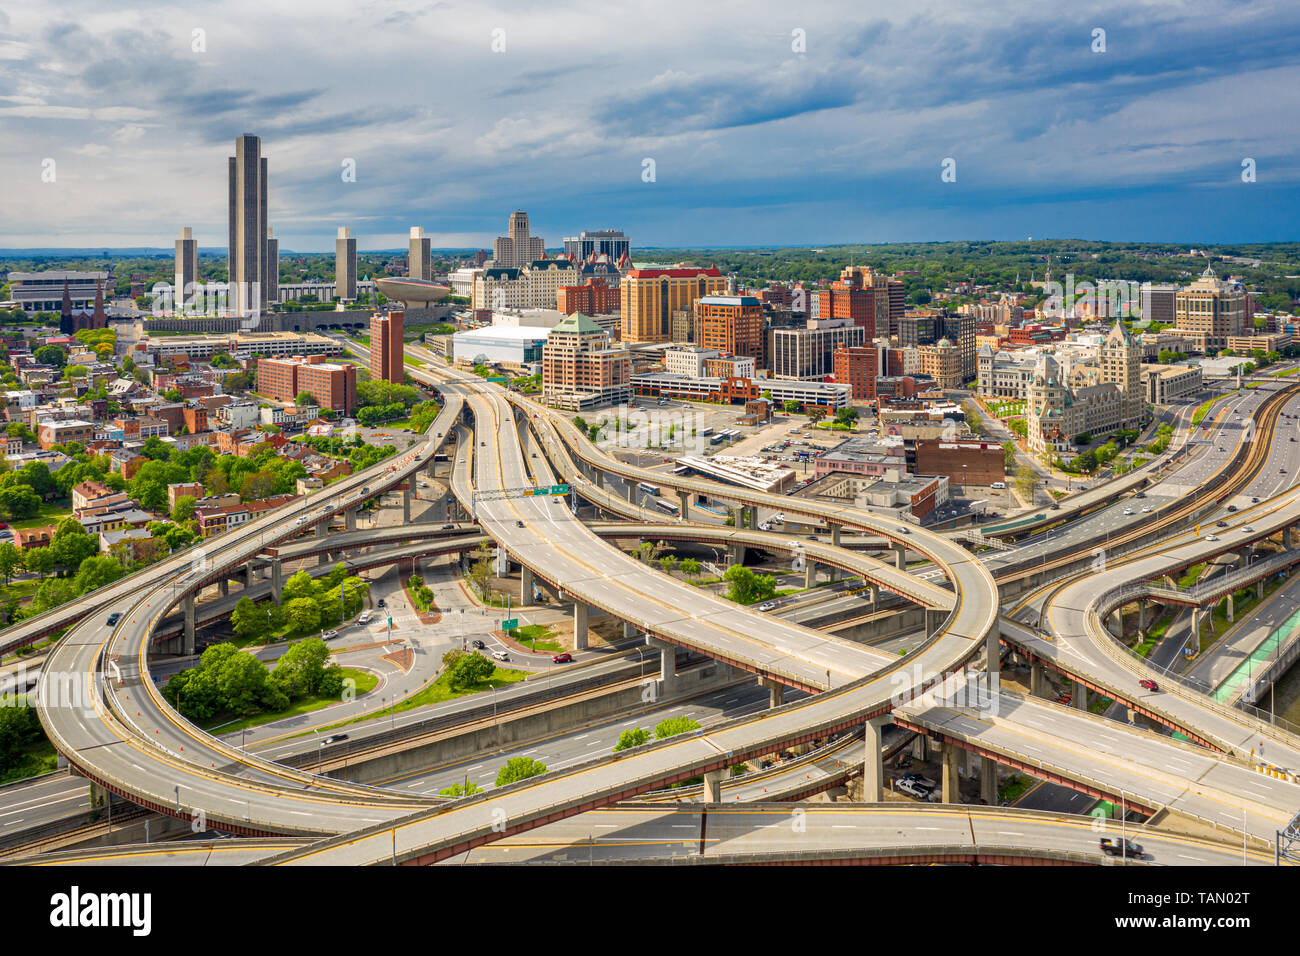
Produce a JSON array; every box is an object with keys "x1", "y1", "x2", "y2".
[
  {"x1": 1242, "y1": 526, "x2": 1255, "y2": 533},
  {"x1": 358, "y1": 610, "x2": 373, "y2": 625},
  {"x1": 1141, "y1": 507, "x2": 1152, "y2": 513},
  {"x1": 757, "y1": 602, "x2": 777, "y2": 611},
  {"x1": 321, "y1": 629, "x2": 338, "y2": 640},
  {"x1": 492, "y1": 650, "x2": 509, "y2": 662},
  {"x1": 1123, "y1": 508, "x2": 1134, "y2": 516},
  {"x1": 1206, "y1": 534, "x2": 1220, "y2": 542}
]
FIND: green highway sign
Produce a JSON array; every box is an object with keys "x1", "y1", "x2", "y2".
[
  {"x1": 501, "y1": 618, "x2": 519, "y2": 631},
  {"x1": 534, "y1": 488, "x2": 550, "y2": 496},
  {"x1": 551, "y1": 484, "x2": 570, "y2": 495}
]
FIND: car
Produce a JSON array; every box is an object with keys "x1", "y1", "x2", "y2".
[
  {"x1": 106, "y1": 612, "x2": 121, "y2": 626},
  {"x1": 896, "y1": 778, "x2": 933, "y2": 799},
  {"x1": 358, "y1": 610, "x2": 373, "y2": 624},
  {"x1": 1123, "y1": 508, "x2": 1134, "y2": 516},
  {"x1": 1217, "y1": 520, "x2": 1228, "y2": 528},
  {"x1": 898, "y1": 527, "x2": 910, "y2": 535},
  {"x1": 1134, "y1": 491, "x2": 1145, "y2": 499},
  {"x1": 1283, "y1": 468, "x2": 1289, "y2": 474},
  {"x1": 1049, "y1": 502, "x2": 1060, "y2": 510},
  {"x1": 552, "y1": 653, "x2": 573, "y2": 663},
  {"x1": 376, "y1": 598, "x2": 386, "y2": 608},
  {"x1": 516, "y1": 519, "x2": 526, "y2": 528},
  {"x1": 757, "y1": 602, "x2": 777, "y2": 611},
  {"x1": 1243, "y1": 526, "x2": 1255, "y2": 533},
  {"x1": 295, "y1": 516, "x2": 306, "y2": 525},
  {"x1": 480, "y1": 441, "x2": 486, "y2": 446},
  {"x1": 472, "y1": 639, "x2": 486, "y2": 650},
  {"x1": 1226, "y1": 504, "x2": 1237, "y2": 512},
  {"x1": 1099, "y1": 837, "x2": 1144, "y2": 858},
  {"x1": 492, "y1": 650, "x2": 509, "y2": 661},
  {"x1": 321, "y1": 629, "x2": 338, "y2": 640},
  {"x1": 1206, "y1": 534, "x2": 1219, "y2": 541},
  {"x1": 1252, "y1": 496, "x2": 1260, "y2": 503},
  {"x1": 1056, "y1": 692, "x2": 1073, "y2": 705},
  {"x1": 321, "y1": 734, "x2": 349, "y2": 745},
  {"x1": 1139, "y1": 678, "x2": 1159, "y2": 692},
  {"x1": 1141, "y1": 506, "x2": 1152, "y2": 513},
  {"x1": 457, "y1": 458, "x2": 465, "y2": 463}
]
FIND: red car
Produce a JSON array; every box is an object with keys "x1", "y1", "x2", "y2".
[
  {"x1": 1139, "y1": 678, "x2": 1159, "y2": 692},
  {"x1": 552, "y1": 653, "x2": 573, "y2": 664}
]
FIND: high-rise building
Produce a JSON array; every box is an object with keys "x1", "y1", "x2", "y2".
[
  {"x1": 227, "y1": 133, "x2": 269, "y2": 316},
  {"x1": 694, "y1": 295, "x2": 765, "y2": 366},
  {"x1": 898, "y1": 314, "x2": 939, "y2": 348},
  {"x1": 768, "y1": 322, "x2": 867, "y2": 380},
  {"x1": 1099, "y1": 319, "x2": 1143, "y2": 427},
  {"x1": 335, "y1": 227, "x2": 357, "y2": 301},
  {"x1": 409, "y1": 227, "x2": 432, "y2": 281},
  {"x1": 257, "y1": 355, "x2": 356, "y2": 414},
  {"x1": 837, "y1": 266, "x2": 904, "y2": 337},
  {"x1": 175, "y1": 227, "x2": 197, "y2": 308},
  {"x1": 620, "y1": 266, "x2": 726, "y2": 344},
  {"x1": 557, "y1": 278, "x2": 619, "y2": 316},
  {"x1": 541, "y1": 313, "x2": 631, "y2": 410},
  {"x1": 1174, "y1": 266, "x2": 1245, "y2": 351},
  {"x1": 562, "y1": 229, "x2": 631, "y2": 263},
  {"x1": 264, "y1": 228, "x2": 278, "y2": 304},
  {"x1": 817, "y1": 281, "x2": 877, "y2": 337},
  {"x1": 370, "y1": 310, "x2": 404, "y2": 384},
  {"x1": 491, "y1": 211, "x2": 545, "y2": 269},
  {"x1": 940, "y1": 312, "x2": 976, "y2": 383},
  {"x1": 833, "y1": 345, "x2": 882, "y2": 400}
]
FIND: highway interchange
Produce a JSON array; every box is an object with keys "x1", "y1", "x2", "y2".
[{"x1": 4, "y1": 352, "x2": 1300, "y2": 866}]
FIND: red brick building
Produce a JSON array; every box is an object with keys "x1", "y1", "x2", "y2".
[
  {"x1": 832, "y1": 345, "x2": 882, "y2": 401},
  {"x1": 257, "y1": 355, "x2": 357, "y2": 414},
  {"x1": 557, "y1": 278, "x2": 620, "y2": 316},
  {"x1": 695, "y1": 295, "x2": 765, "y2": 368}
]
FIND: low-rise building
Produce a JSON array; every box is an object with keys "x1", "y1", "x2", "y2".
[{"x1": 1142, "y1": 362, "x2": 1204, "y2": 405}]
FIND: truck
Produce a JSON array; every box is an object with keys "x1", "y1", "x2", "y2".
[{"x1": 1099, "y1": 838, "x2": 1143, "y2": 858}]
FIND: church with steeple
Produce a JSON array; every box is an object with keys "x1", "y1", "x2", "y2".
[
  {"x1": 1027, "y1": 319, "x2": 1145, "y2": 455},
  {"x1": 59, "y1": 277, "x2": 108, "y2": 335}
]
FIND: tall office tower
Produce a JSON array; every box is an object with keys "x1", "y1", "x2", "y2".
[
  {"x1": 1099, "y1": 319, "x2": 1143, "y2": 429},
  {"x1": 837, "y1": 266, "x2": 904, "y2": 337},
  {"x1": 940, "y1": 312, "x2": 976, "y2": 382},
  {"x1": 620, "y1": 266, "x2": 726, "y2": 344},
  {"x1": 264, "y1": 228, "x2": 279, "y2": 304},
  {"x1": 1174, "y1": 265, "x2": 1247, "y2": 351},
  {"x1": 1140, "y1": 285, "x2": 1177, "y2": 325},
  {"x1": 369, "y1": 310, "x2": 404, "y2": 384},
  {"x1": 491, "y1": 210, "x2": 545, "y2": 268},
  {"x1": 335, "y1": 227, "x2": 357, "y2": 301},
  {"x1": 562, "y1": 229, "x2": 631, "y2": 263},
  {"x1": 409, "y1": 226, "x2": 432, "y2": 280},
  {"x1": 174, "y1": 227, "x2": 197, "y2": 310},
  {"x1": 818, "y1": 281, "x2": 877, "y2": 337},
  {"x1": 227, "y1": 133, "x2": 269, "y2": 316},
  {"x1": 694, "y1": 295, "x2": 766, "y2": 367}
]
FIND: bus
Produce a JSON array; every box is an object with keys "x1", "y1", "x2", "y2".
[
  {"x1": 638, "y1": 482, "x2": 661, "y2": 496},
  {"x1": 709, "y1": 433, "x2": 726, "y2": 445},
  {"x1": 655, "y1": 499, "x2": 678, "y2": 514},
  {"x1": 672, "y1": 465, "x2": 691, "y2": 475},
  {"x1": 700, "y1": 426, "x2": 714, "y2": 437}
]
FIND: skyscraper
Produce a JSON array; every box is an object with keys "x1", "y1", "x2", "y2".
[
  {"x1": 620, "y1": 266, "x2": 726, "y2": 344},
  {"x1": 227, "y1": 133, "x2": 269, "y2": 316},
  {"x1": 491, "y1": 210, "x2": 545, "y2": 268},
  {"x1": 409, "y1": 227, "x2": 432, "y2": 281},
  {"x1": 370, "y1": 310, "x2": 404, "y2": 384},
  {"x1": 563, "y1": 229, "x2": 631, "y2": 263},
  {"x1": 336, "y1": 227, "x2": 357, "y2": 301},
  {"x1": 175, "y1": 227, "x2": 196, "y2": 310},
  {"x1": 265, "y1": 228, "x2": 279, "y2": 304}
]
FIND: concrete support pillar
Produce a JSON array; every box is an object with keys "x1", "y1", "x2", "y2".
[
  {"x1": 315, "y1": 521, "x2": 327, "y2": 538},
  {"x1": 647, "y1": 636, "x2": 676, "y2": 695},
  {"x1": 1285, "y1": 526, "x2": 1293, "y2": 550},
  {"x1": 868, "y1": 584, "x2": 879, "y2": 606},
  {"x1": 573, "y1": 600, "x2": 589, "y2": 650},
  {"x1": 862, "y1": 715, "x2": 890, "y2": 802},
  {"x1": 980, "y1": 755, "x2": 998, "y2": 805},
  {"x1": 1137, "y1": 599, "x2": 1146, "y2": 639},
  {"x1": 912, "y1": 733, "x2": 928, "y2": 762},
  {"x1": 925, "y1": 607, "x2": 946, "y2": 638},
  {"x1": 623, "y1": 621, "x2": 637, "y2": 639},
  {"x1": 318, "y1": 550, "x2": 329, "y2": 567},
  {"x1": 759, "y1": 677, "x2": 785, "y2": 709},
  {"x1": 728, "y1": 543, "x2": 745, "y2": 566},
  {"x1": 831, "y1": 523, "x2": 842, "y2": 548},
  {"x1": 986, "y1": 626, "x2": 1001, "y2": 676},
  {"x1": 521, "y1": 565, "x2": 535, "y2": 604},
  {"x1": 219, "y1": 579, "x2": 229, "y2": 597},
  {"x1": 1257, "y1": 579, "x2": 1264, "y2": 600},
  {"x1": 1191, "y1": 607, "x2": 1202, "y2": 650},
  {"x1": 1226, "y1": 593, "x2": 1235, "y2": 623},
  {"x1": 804, "y1": 561, "x2": 816, "y2": 588},
  {"x1": 345, "y1": 508, "x2": 357, "y2": 532},
  {"x1": 1239, "y1": 549, "x2": 1250, "y2": 569},
  {"x1": 593, "y1": 470, "x2": 604, "y2": 489},
  {"x1": 941, "y1": 740, "x2": 961, "y2": 804},
  {"x1": 679, "y1": 494, "x2": 689, "y2": 521},
  {"x1": 270, "y1": 559, "x2": 283, "y2": 604},
  {"x1": 743, "y1": 505, "x2": 757, "y2": 529},
  {"x1": 182, "y1": 594, "x2": 195, "y2": 656},
  {"x1": 245, "y1": 562, "x2": 256, "y2": 589},
  {"x1": 1030, "y1": 660, "x2": 1045, "y2": 697},
  {"x1": 1073, "y1": 680, "x2": 1088, "y2": 711},
  {"x1": 892, "y1": 542, "x2": 906, "y2": 570},
  {"x1": 702, "y1": 769, "x2": 725, "y2": 803},
  {"x1": 829, "y1": 564, "x2": 841, "y2": 583},
  {"x1": 403, "y1": 487, "x2": 412, "y2": 525}
]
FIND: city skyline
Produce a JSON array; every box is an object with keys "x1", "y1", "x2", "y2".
[{"x1": 3, "y1": 1, "x2": 1300, "y2": 250}]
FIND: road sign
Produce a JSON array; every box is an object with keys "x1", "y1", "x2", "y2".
[
  {"x1": 533, "y1": 487, "x2": 549, "y2": 496},
  {"x1": 501, "y1": 618, "x2": 519, "y2": 631},
  {"x1": 551, "y1": 484, "x2": 570, "y2": 495}
]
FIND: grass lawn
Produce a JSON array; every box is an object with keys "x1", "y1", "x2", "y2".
[
  {"x1": 0, "y1": 738, "x2": 58, "y2": 786},
  {"x1": 1191, "y1": 396, "x2": 1222, "y2": 426},
  {"x1": 7, "y1": 502, "x2": 73, "y2": 530},
  {"x1": 508, "y1": 623, "x2": 563, "y2": 654},
  {"x1": 999, "y1": 772, "x2": 1034, "y2": 804},
  {"x1": 402, "y1": 354, "x2": 426, "y2": 367},
  {"x1": 1177, "y1": 563, "x2": 1206, "y2": 589},
  {"x1": 312, "y1": 665, "x2": 527, "y2": 734},
  {"x1": 201, "y1": 667, "x2": 379, "y2": 735}
]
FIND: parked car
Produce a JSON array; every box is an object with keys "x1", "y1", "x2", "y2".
[
  {"x1": 516, "y1": 519, "x2": 526, "y2": 528},
  {"x1": 1056, "y1": 692, "x2": 1072, "y2": 705},
  {"x1": 552, "y1": 653, "x2": 573, "y2": 664},
  {"x1": 896, "y1": 778, "x2": 932, "y2": 799},
  {"x1": 1139, "y1": 678, "x2": 1159, "y2": 692}
]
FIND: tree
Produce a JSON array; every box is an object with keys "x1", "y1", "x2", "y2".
[
  {"x1": 1014, "y1": 464, "x2": 1040, "y2": 504},
  {"x1": 678, "y1": 557, "x2": 701, "y2": 578},
  {"x1": 834, "y1": 407, "x2": 859, "y2": 427},
  {"x1": 613, "y1": 727, "x2": 650, "y2": 752},
  {"x1": 723, "y1": 564, "x2": 776, "y2": 605},
  {"x1": 270, "y1": 637, "x2": 332, "y2": 699},
  {"x1": 0, "y1": 542, "x2": 22, "y2": 584},
  {"x1": 72, "y1": 555, "x2": 125, "y2": 593},
  {"x1": 283, "y1": 597, "x2": 321, "y2": 635},
  {"x1": 0, "y1": 484, "x2": 41, "y2": 520},
  {"x1": 231, "y1": 596, "x2": 270, "y2": 640},
  {"x1": 295, "y1": 391, "x2": 315, "y2": 407},
  {"x1": 439, "y1": 781, "x2": 483, "y2": 797},
  {"x1": 1002, "y1": 441, "x2": 1018, "y2": 469},
  {"x1": 239, "y1": 470, "x2": 278, "y2": 501},
  {"x1": 448, "y1": 651, "x2": 495, "y2": 689},
  {"x1": 783, "y1": 400, "x2": 801, "y2": 414},
  {"x1": 654, "y1": 716, "x2": 701, "y2": 739},
  {"x1": 495, "y1": 756, "x2": 547, "y2": 787},
  {"x1": 170, "y1": 495, "x2": 196, "y2": 523},
  {"x1": 34, "y1": 344, "x2": 66, "y2": 368}
]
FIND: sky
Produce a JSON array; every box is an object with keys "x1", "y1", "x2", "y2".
[{"x1": 2, "y1": 0, "x2": 1299, "y2": 251}]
